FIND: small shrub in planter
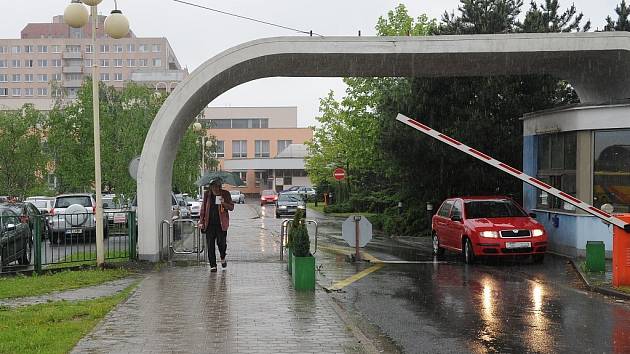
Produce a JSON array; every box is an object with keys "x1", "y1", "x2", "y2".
[{"x1": 291, "y1": 210, "x2": 315, "y2": 290}]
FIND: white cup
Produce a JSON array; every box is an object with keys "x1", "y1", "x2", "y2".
[{"x1": 215, "y1": 196, "x2": 223, "y2": 205}]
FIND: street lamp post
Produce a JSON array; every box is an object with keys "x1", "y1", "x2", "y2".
[
  {"x1": 193, "y1": 122, "x2": 213, "y2": 197},
  {"x1": 64, "y1": 0, "x2": 129, "y2": 267}
]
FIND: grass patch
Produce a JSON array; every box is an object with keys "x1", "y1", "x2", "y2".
[
  {"x1": 307, "y1": 203, "x2": 325, "y2": 214},
  {"x1": 0, "y1": 283, "x2": 137, "y2": 354},
  {"x1": 306, "y1": 203, "x2": 376, "y2": 218},
  {"x1": 46, "y1": 250, "x2": 130, "y2": 270},
  {"x1": 0, "y1": 269, "x2": 130, "y2": 300}
]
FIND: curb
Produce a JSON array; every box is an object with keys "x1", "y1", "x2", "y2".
[{"x1": 568, "y1": 258, "x2": 630, "y2": 301}]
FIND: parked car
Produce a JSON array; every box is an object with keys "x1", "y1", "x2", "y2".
[
  {"x1": 275, "y1": 193, "x2": 306, "y2": 218},
  {"x1": 186, "y1": 196, "x2": 202, "y2": 218},
  {"x1": 230, "y1": 190, "x2": 245, "y2": 204},
  {"x1": 25, "y1": 196, "x2": 54, "y2": 215},
  {"x1": 49, "y1": 193, "x2": 109, "y2": 244},
  {"x1": 2, "y1": 202, "x2": 47, "y2": 242},
  {"x1": 175, "y1": 194, "x2": 191, "y2": 219},
  {"x1": 0, "y1": 206, "x2": 32, "y2": 266},
  {"x1": 431, "y1": 196, "x2": 547, "y2": 264},
  {"x1": 260, "y1": 190, "x2": 278, "y2": 206},
  {"x1": 102, "y1": 194, "x2": 127, "y2": 227}
]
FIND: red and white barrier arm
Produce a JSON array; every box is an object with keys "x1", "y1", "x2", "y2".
[{"x1": 396, "y1": 113, "x2": 630, "y2": 232}]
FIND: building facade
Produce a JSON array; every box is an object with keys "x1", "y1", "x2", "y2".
[
  {"x1": 200, "y1": 107, "x2": 313, "y2": 196},
  {"x1": 0, "y1": 15, "x2": 187, "y2": 110}
]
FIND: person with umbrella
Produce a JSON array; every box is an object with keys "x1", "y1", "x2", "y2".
[{"x1": 198, "y1": 177, "x2": 234, "y2": 272}]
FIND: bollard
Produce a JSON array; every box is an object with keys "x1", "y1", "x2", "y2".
[{"x1": 613, "y1": 214, "x2": 630, "y2": 287}]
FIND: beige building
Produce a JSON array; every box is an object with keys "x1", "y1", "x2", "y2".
[
  {"x1": 0, "y1": 15, "x2": 187, "y2": 110},
  {"x1": 201, "y1": 107, "x2": 313, "y2": 195}
]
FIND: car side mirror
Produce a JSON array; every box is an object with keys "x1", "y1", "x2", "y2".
[
  {"x1": 529, "y1": 213, "x2": 537, "y2": 219},
  {"x1": 451, "y1": 214, "x2": 462, "y2": 222}
]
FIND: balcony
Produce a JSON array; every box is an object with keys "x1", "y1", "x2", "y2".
[
  {"x1": 62, "y1": 52, "x2": 83, "y2": 59},
  {"x1": 62, "y1": 66, "x2": 83, "y2": 74},
  {"x1": 62, "y1": 80, "x2": 83, "y2": 88}
]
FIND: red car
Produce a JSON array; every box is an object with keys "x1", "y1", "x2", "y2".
[
  {"x1": 260, "y1": 189, "x2": 278, "y2": 206},
  {"x1": 431, "y1": 196, "x2": 547, "y2": 264}
]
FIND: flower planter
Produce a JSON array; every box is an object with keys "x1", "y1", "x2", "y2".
[
  {"x1": 287, "y1": 247, "x2": 293, "y2": 275},
  {"x1": 291, "y1": 253, "x2": 315, "y2": 291}
]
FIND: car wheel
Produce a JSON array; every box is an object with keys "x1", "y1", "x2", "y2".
[
  {"x1": 463, "y1": 238, "x2": 475, "y2": 264},
  {"x1": 18, "y1": 240, "x2": 31, "y2": 265},
  {"x1": 432, "y1": 232, "x2": 445, "y2": 256},
  {"x1": 533, "y1": 254, "x2": 545, "y2": 263}
]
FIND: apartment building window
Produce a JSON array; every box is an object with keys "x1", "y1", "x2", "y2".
[
  {"x1": 152, "y1": 44, "x2": 161, "y2": 53},
  {"x1": 255, "y1": 140, "x2": 270, "y2": 158},
  {"x1": 126, "y1": 43, "x2": 135, "y2": 52},
  {"x1": 24, "y1": 74, "x2": 33, "y2": 82},
  {"x1": 25, "y1": 59, "x2": 34, "y2": 68},
  {"x1": 114, "y1": 59, "x2": 123, "y2": 67},
  {"x1": 127, "y1": 59, "x2": 136, "y2": 67},
  {"x1": 0, "y1": 74, "x2": 7, "y2": 83},
  {"x1": 37, "y1": 87, "x2": 48, "y2": 96},
  {"x1": 232, "y1": 140, "x2": 247, "y2": 158},
  {"x1": 153, "y1": 58, "x2": 162, "y2": 67},
  {"x1": 38, "y1": 59, "x2": 48, "y2": 67},
  {"x1": 138, "y1": 44, "x2": 148, "y2": 52},
  {"x1": 52, "y1": 45, "x2": 61, "y2": 53},
  {"x1": 113, "y1": 44, "x2": 123, "y2": 53},
  {"x1": 100, "y1": 44, "x2": 109, "y2": 53},
  {"x1": 0, "y1": 46, "x2": 6, "y2": 54},
  {"x1": 11, "y1": 74, "x2": 20, "y2": 82},
  {"x1": 139, "y1": 59, "x2": 148, "y2": 67},
  {"x1": 251, "y1": 118, "x2": 269, "y2": 128},
  {"x1": 52, "y1": 89, "x2": 63, "y2": 97},
  {"x1": 24, "y1": 45, "x2": 34, "y2": 53},
  {"x1": 38, "y1": 74, "x2": 48, "y2": 82},
  {"x1": 255, "y1": 171, "x2": 269, "y2": 188},
  {"x1": 85, "y1": 44, "x2": 93, "y2": 53},
  {"x1": 0, "y1": 60, "x2": 6, "y2": 68},
  {"x1": 100, "y1": 59, "x2": 109, "y2": 67},
  {"x1": 24, "y1": 88, "x2": 33, "y2": 96},
  {"x1": 11, "y1": 59, "x2": 20, "y2": 68},
  {"x1": 11, "y1": 46, "x2": 20, "y2": 54},
  {"x1": 66, "y1": 73, "x2": 81, "y2": 81},
  {"x1": 85, "y1": 59, "x2": 92, "y2": 67},
  {"x1": 11, "y1": 88, "x2": 20, "y2": 97},
  {"x1": 38, "y1": 45, "x2": 48, "y2": 53},
  {"x1": 215, "y1": 140, "x2": 225, "y2": 158},
  {"x1": 277, "y1": 140, "x2": 292, "y2": 154},
  {"x1": 0, "y1": 88, "x2": 8, "y2": 96},
  {"x1": 52, "y1": 73, "x2": 62, "y2": 81},
  {"x1": 66, "y1": 45, "x2": 80, "y2": 52},
  {"x1": 100, "y1": 73, "x2": 110, "y2": 81},
  {"x1": 236, "y1": 171, "x2": 247, "y2": 182},
  {"x1": 114, "y1": 73, "x2": 123, "y2": 81}
]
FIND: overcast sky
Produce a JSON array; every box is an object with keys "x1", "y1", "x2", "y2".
[{"x1": 0, "y1": 0, "x2": 623, "y2": 127}]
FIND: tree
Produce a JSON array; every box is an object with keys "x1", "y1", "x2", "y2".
[
  {"x1": 520, "y1": 0, "x2": 591, "y2": 32},
  {"x1": 0, "y1": 105, "x2": 48, "y2": 196},
  {"x1": 605, "y1": 0, "x2": 630, "y2": 31}
]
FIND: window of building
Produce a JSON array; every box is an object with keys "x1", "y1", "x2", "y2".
[
  {"x1": 215, "y1": 140, "x2": 225, "y2": 158},
  {"x1": 127, "y1": 59, "x2": 136, "y2": 67},
  {"x1": 38, "y1": 74, "x2": 48, "y2": 82},
  {"x1": 85, "y1": 59, "x2": 92, "y2": 67},
  {"x1": 37, "y1": 87, "x2": 48, "y2": 96},
  {"x1": 139, "y1": 59, "x2": 148, "y2": 67},
  {"x1": 11, "y1": 88, "x2": 20, "y2": 97},
  {"x1": 113, "y1": 44, "x2": 123, "y2": 53},
  {"x1": 255, "y1": 171, "x2": 269, "y2": 188},
  {"x1": 24, "y1": 74, "x2": 33, "y2": 82},
  {"x1": 101, "y1": 59, "x2": 109, "y2": 67},
  {"x1": 51, "y1": 45, "x2": 61, "y2": 53},
  {"x1": 38, "y1": 59, "x2": 47, "y2": 67},
  {"x1": 0, "y1": 74, "x2": 7, "y2": 82},
  {"x1": 152, "y1": 44, "x2": 161, "y2": 52},
  {"x1": 0, "y1": 60, "x2": 6, "y2": 68},
  {"x1": 66, "y1": 45, "x2": 80, "y2": 52},
  {"x1": 114, "y1": 73, "x2": 123, "y2": 81},
  {"x1": 66, "y1": 73, "x2": 81, "y2": 81},
  {"x1": 52, "y1": 73, "x2": 62, "y2": 81},
  {"x1": 11, "y1": 59, "x2": 20, "y2": 68},
  {"x1": 52, "y1": 59, "x2": 62, "y2": 67},
  {"x1": 0, "y1": 46, "x2": 6, "y2": 53},
  {"x1": 11, "y1": 74, "x2": 20, "y2": 82},
  {"x1": 126, "y1": 43, "x2": 135, "y2": 52},
  {"x1": 277, "y1": 140, "x2": 292, "y2": 154},
  {"x1": 210, "y1": 119, "x2": 231, "y2": 129},
  {"x1": 52, "y1": 88, "x2": 63, "y2": 97},
  {"x1": 85, "y1": 44, "x2": 93, "y2": 53},
  {"x1": 38, "y1": 45, "x2": 48, "y2": 53},
  {"x1": 232, "y1": 140, "x2": 247, "y2": 158},
  {"x1": 114, "y1": 59, "x2": 123, "y2": 67},
  {"x1": 255, "y1": 140, "x2": 270, "y2": 158},
  {"x1": 536, "y1": 132, "x2": 577, "y2": 210},
  {"x1": 0, "y1": 88, "x2": 8, "y2": 96},
  {"x1": 24, "y1": 45, "x2": 34, "y2": 53},
  {"x1": 231, "y1": 119, "x2": 248, "y2": 129},
  {"x1": 25, "y1": 59, "x2": 34, "y2": 68},
  {"x1": 24, "y1": 88, "x2": 33, "y2": 96},
  {"x1": 593, "y1": 129, "x2": 630, "y2": 213},
  {"x1": 100, "y1": 73, "x2": 110, "y2": 81},
  {"x1": 11, "y1": 46, "x2": 20, "y2": 54},
  {"x1": 139, "y1": 44, "x2": 148, "y2": 52},
  {"x1": 153, "y1": 58, "x2": 162, "y2": 67},
  {"x1": 99, "y1": 44, "x2": 109, "y2": 53}
]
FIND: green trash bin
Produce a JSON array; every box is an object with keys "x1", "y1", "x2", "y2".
[{"x1": 585, "y1": 241, "x2": 605, "y2": 272}]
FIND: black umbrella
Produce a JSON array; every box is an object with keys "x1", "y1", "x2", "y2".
[{"x1": 195, "y1": 171, "x2": 245, "y2": 187}]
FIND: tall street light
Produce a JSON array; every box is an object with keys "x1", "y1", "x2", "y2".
[
  {"x1": 193, "y1": 122, "x2": 213, "y2": 197},
  {"x1": 64, "y1": 0, "x2": 129, "y2": 267}
]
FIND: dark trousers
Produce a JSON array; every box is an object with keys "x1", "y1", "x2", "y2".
[{"x1": 205, "y1": 223, "x2": 227, "y2": 267}]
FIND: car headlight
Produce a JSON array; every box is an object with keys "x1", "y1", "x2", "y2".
[
  {"x1": 297, "y1": 205, "x2": 306, "y2": 209},
  {"x1": 480, "y1": 231, "x2": 499, "y2": 238},
  {"x1": 279, "y1": 205, "x2": 287, "y2": 209},
  {"x1": 532, "y1": 229, "x2": 544, "y2": 237}
]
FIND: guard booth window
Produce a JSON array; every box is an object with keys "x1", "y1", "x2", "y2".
[
  {"x1": 594, "y1": 129, "x2": 630, "y2": 213},
  {"x1": 536, "y1": 132, "x2": 576, "y2": 211}
]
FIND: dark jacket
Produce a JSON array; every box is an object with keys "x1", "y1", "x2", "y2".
[{"x1": 199, "y1": 188, "x2": 234, "y2": 232}]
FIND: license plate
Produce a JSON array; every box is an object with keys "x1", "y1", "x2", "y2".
[
  {"x1": 506, "y1": 241, "x2": 531, "y2": 249},
  {"x1": 70, "y1": 228, "x2": 83, "y2": 234}
]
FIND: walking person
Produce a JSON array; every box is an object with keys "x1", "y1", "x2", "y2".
[{"x1": 199, "y1": 178, "x2": 234, "y2": 272}]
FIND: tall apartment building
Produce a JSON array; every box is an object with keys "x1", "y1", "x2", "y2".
[
  {"x1": 201, "y1": 107, "x2": 313, "y2": 195},
  {"x1": 0, "y1": 15, "x2": 187, "y2": 110}
]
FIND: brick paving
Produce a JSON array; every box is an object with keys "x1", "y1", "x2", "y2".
[{"x1": 72, "y1": 204, "x2": 363, "y2": 354}]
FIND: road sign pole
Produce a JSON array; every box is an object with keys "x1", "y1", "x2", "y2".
[{"x1": 354, "y1": 215, "x2": 361, "y2": 261}]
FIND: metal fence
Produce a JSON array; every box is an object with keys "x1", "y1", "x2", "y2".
[{"x1": 0, "y1": 210, "x2": 137, "y2": 274}]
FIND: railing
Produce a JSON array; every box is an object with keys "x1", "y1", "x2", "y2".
[
  {"x1": 159, "y1": 218, "x2": 205, "y2": 264},
  {"x1": 0, "y1": 211, "x2": 137, "y2": 274},
  {"x1": 279, "y1": 219, "x2": 318, "y2": 261}
]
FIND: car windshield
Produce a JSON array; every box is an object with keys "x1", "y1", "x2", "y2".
[
  {"x1": 262, "y1": 190, "x2": 275, "y2": 196},
  {"x1": 102, "y1": 198, "x2": 118, "y2": 209},
  {"x1": 464, "y1": 200, "x2": 527, "y2": 219},
  {"x1": 279, "y1": 194, "x2": 301, "y2": 202},
  {"x1": 31, "y1": 200, "x2": 49, "y2": 208},
  {"x1": 55, "y1": 196, "x2": 92, "y2": 208},
  {"x1": 0, "y1": 208, "x2": 19, "y2": 228}
]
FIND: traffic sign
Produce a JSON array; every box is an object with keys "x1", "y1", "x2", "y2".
[
  {"x1": 333, "y1": 167, "x2": 346, "y2": 181},
  {"x1": 342, "y1": 215, "x2": 372, "y2": 247}
]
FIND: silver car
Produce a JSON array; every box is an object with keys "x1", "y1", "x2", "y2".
[
  {"x1": 49, "y1": 193, "x2": 108, "y2": 244},
  {"x1": 229, "y1": 190, "x2": 245, "y2": 204}
]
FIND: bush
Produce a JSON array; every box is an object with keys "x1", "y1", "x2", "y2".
[
  {"x1": 292, "y1": 222, "x2": 311, "y2": 257},
  {"x1": 287, "y1": 209, "x2": 305, "y2": 249},
  {"x1": 323, "y1": 202, "x2": 353, "y2": 213}
]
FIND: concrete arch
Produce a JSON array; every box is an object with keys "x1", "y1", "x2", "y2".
[{"x1": 137, "y1": 32, "x2": 630, "y2": 260}]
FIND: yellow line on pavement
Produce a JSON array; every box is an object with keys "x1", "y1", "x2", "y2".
[
  {"x1": 326, "y1": 263, "x2": 385, "y2": 291},
  {"x1": 317, "y1": 244, "x2": 381, "y2": 263}
]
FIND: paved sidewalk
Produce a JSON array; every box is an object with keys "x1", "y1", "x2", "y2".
[{"x1": 72, "y1": 204, "x2": 364, "y2": 354}]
